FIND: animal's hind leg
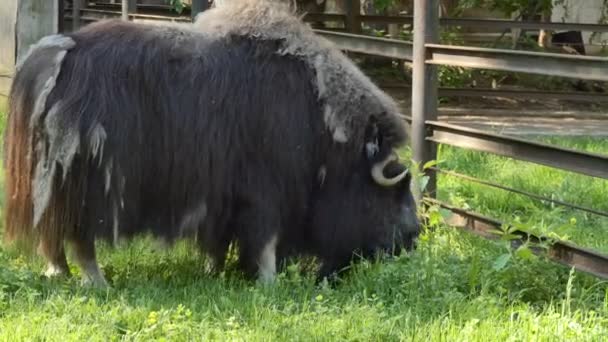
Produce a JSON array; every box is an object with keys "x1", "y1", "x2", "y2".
[
  {"x1": 38, "y1": 238, "x2": 70, "y2": 278},
  {"x1": 202, "y1": 235, "x2": 231, "y2": 275},
  {"x1": 234, "y1": 208, "x2": 280, "y2": 284},
  {"x1": 68, "y1": 235, "x2": 108, "y2": 287}
]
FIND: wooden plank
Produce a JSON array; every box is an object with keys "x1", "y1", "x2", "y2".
[
  {"x1": 16, "y1": 0, "x2": 61, "y2": 60},
  {"x1": 0, "y1": 0, "x2": 18, "y2": 75},
  {"x1": 0, "y1": 76, "x2": 11, "y2": 100}
]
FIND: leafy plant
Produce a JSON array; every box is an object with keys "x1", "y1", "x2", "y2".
[{"x1": 166, "y1": 0, "x2": 186, "y2": 14}]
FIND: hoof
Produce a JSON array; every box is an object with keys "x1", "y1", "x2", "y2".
[
  {"x1": 80, "y1": 263, "x2": 110, "y2": 288},
  {"x1": 44, "y1": 264, "x2": 70, "y2": 278},
  {"x1": 256, "y1": 272, "x2": 277, "y2": 286},
  {"x1": 81, "y1": 274, "x2": 110, "y2": 288}
]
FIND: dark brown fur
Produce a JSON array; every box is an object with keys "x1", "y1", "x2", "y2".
[{"x1": 4, "y1": 17, "x2": 418, "y2": 282}]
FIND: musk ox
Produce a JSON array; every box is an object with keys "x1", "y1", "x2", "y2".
[{"x1": 3, "y1": 0, "x2": 419, "y2": 287}]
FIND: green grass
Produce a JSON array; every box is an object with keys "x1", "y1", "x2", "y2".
[
  {"x1": 1, "y1": 232, "x2": 606, "y2": 341},
  {"x1": 0, "y1": 109, "x2": 607, "y2": 340},
  {"x1": 432, "y1": 137, "x2": 608, "y2": 254}
]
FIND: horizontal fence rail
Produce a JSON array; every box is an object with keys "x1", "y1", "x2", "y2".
[
  {"x1": 73, "y1": 1, "x2": 608, "y2": 32},
  {"x1": 361, "y1": 15, "x2": 608, "y2": 32},
  {"x1": 66, "y1": 9, "x2": 190, "y2": 23},
  {"x1": 66, "y1": 10, "x2": 608, "y2": 83},
  {"x1": 427, "y1": 199, "x2": 608, "y2": 279},
  {"x1": 426, "y1": 121, "x2": 608, "y2": 179},
  {"x1": 440, "y1": 17, "x2": 608, "y2": 32},
  {"x1": 431, "y1": 167, "x2": 608, "y2": 218},
  {"x1": 426, "y1": 44, "x2": 608, "y2": 82},
  {"x1": 314, "y1": 30, "x2": 608, "y2": 82},
  {"x1": 315, "y1": 30, "x2": 414, "y2": 60},
  {"x1": 379, "y1": 85, "x2": 608, "y2": 103}
]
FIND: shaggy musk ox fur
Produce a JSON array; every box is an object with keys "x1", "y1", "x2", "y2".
[{"x1": 4, "y1": 0, "x2": 419, "y2": 286}]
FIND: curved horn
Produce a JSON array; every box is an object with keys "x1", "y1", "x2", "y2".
[{"x1": 371, "y1": 153, "x2": 409, "y2": 186}]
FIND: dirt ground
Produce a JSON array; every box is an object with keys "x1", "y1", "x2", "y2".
[{"x1": 383, "y1": 87, "x2": 608, "y2": 136}]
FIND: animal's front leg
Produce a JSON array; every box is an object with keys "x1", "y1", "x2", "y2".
[
  {"x1": 68, "y1": 234, "x2": 108, "y2": 288},
  {"x1": 38, "y1": 239, "x2": 70, "y2": 278},
  {"x1": 233, "y1": 207, "x2": 281, "y2": 284}
]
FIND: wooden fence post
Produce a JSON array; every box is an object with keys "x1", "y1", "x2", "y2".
[
  {"x1": 0, "y1": 0, "x2": 18, "y2": 98},
  {"x1": 411, "y1": 0, "x2": 439, "y2": 199},
  {"x1": 58, "y1": 0, "x2": 65, "y2": 33},
  {"x1": 1, "y1": 0, "x2": 61, "y2": 97},
  {"x1": 345, "y1": 0, "x2": 361, "y2": 34},
  {"x1": 15, "y1": 0, "x2": 61, "y2": 61}
]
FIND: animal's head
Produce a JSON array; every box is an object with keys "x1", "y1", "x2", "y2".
[{"x1": 311, "y1": 116, "x2": 420, "y2": 276}]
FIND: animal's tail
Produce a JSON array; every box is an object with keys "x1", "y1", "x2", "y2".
[
  {"x1": 3, "y1": 34, "x2": 77, "y2": 256},
  {"x1": 3, "y1": 73, "x2": 35, "y2": 252}
]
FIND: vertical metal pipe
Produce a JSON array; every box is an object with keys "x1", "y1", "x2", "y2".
[
  {"x1": 72, "y1": 0, "x2": 81, "y2": 31},
  {"x1": 57, "y1": 0, "x2": 65, "y2": 33},
  {"x1": 191, "y1": 0, "x2": 208, "y2": 22},
  {"x1": 122, "y1": 0, "x2": 129, "y2": 21},
  {"x1": 411, "y1": 0, "x2": 439, "y2": 199}
]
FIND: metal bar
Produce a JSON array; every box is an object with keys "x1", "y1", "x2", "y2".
[
  {"x1": 315, "y1": 33, "x2": 608, "y2": 83},
  {"x1": 360, "y1": 15, "x2": 608, "y2": 32},
  {"x1": 345, "y1": 0, "x2": 362, "y2": 34},
  {"x1": 379, "y1": 84, "x2": 608, "y2": 103},
  {"x1": 426, "y1": 44, "x2": 608, "y2": 82},
  {"x1": 426, "y1": 198, "x2": 608, "y2": 279},
  {"x1": 88, "y1": 2, "x2": 184, "y2": 16},
  {"x1": 432, "y1": 167, "x2": 608, "y2": 218},
  {"x1": 73, "y1": 0, "x2": 81, "y2": 30},
  {"x1": 129, "y1": 0, "x2": 137, "y2": 14},
  {"x1": 360, "y1": 15, "x2": 412, "y2": 25},
  {"x1": 426, "y1": 121, "x2": 608, "y2": 179},
  {"x1": 190, "y1": 0, "x2": 208, "y2": 21},
  {"x1": 58, "y1": 0, "x2": 65, "y2": 33},
  {"x1": 68, "y1": 6, "x2": 608, "y2": 33},
  {"x1": 75, "y1": 9, "x2": 191, "y2": 22},
  {"x1": 444, "y1": 17, "x2": 608, "y2": 32},
  {"x1": 438, "y1": 88, "x2": 608, "y2": 103},
  {"x1": 314, "y1": 30, "x2": 413, "y2": 60},
  {"x1": 121, "y1": 0, "x2": 136, "y2": 21},
  {"x1": 121, "y1": 0, "x2": 128, "y2": 20},
  {"x1": 304, "y1": 13, "x2": 346, "y2": 24},
  {"x1": 411, "y1": 0, "x2": 439, "y2": 199}
]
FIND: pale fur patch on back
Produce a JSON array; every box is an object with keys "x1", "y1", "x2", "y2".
[{"x1": 193, "y1": 0, "x2": 408, "y2": 145}]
